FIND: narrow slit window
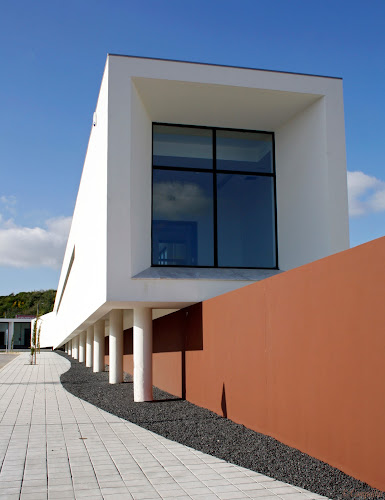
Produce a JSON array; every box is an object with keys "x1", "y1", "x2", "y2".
[{"x1": 56, "y1": 246, "x2": 75, "y2": 312}]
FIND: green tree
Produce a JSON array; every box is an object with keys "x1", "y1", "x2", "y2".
[{"x1": 0, "y1": 290, "x2": 56, "y2": 318}]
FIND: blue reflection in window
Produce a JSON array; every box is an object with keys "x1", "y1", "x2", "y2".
[
  {"x1": 153, "y1": 125, "x2": 212, "y2": 169},
  {"x1": 217, "y1": 174, "x2": 276, "y2": 268},
  {"x1": 216, "y1": 130, "x2": 273, "y2": 173},
  {"x1": 152, "y1": 124, "x2": 277, "y2": 269},
  {"x1": 152, "y1": 169, "x2": 214, "y2": 266}
]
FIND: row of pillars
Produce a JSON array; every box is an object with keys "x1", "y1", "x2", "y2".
[{"x1": 64, "y1": 308, "x2": 153, "y2": 402}]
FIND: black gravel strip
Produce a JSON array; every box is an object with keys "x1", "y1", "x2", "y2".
[{"x1": 58, "y1": 352, "x2": 385, "y2": 500}]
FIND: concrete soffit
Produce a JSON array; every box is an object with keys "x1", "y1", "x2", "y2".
[{"x1": 131, "y1": 76, "x2": 323, "y2": 131}]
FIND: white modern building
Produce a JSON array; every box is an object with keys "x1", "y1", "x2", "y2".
[{"x1": 39, "y1": 55, "x2": 349, "y2": 401}]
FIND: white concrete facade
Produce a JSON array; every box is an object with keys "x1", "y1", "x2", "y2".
[{"x1": 38, "y1": 55, "x2": 349, "y2": 398}]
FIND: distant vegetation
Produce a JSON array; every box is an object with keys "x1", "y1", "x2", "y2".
[{"x1": 0, "y1": 290, "x2": 56, "y2": 318}]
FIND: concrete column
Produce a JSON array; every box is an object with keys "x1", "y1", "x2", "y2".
[
  {"x1": 109, "y1": 310, "x2": 123, "y2": 384},
  {"x1": 78, "y1": 331, "x2": 86, "y2": 363},
  {"x1": 93, "y1": 320, "x2": 105, "y2": 373},
  {"x1": 64, "y1": 343, "x2": 67, "y2": 353},
  {"x1": 68, "y1": 340, "x2": 72, "y2": 356},
  {"x1": 72, "y1": 336, "x2": 79, "y2": 359},
  {"x1": 133, "y1": 307, "x2": 153, "y2": 402},
  {"x1": 86, "y1": 326, "x2": 94, "y2": 368}
]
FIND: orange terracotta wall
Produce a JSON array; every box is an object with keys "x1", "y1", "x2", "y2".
[
  {"x1": 104, "y1": 336, "x2": 109, "y2": 367},
  {"x1": 109, "y1": 304, "x2": 203, "y2": 397},
  {"x1": 103, "y1": 237, "x2": 385, "y2": 490},
  {"x1": 184, "y1": 236, "x2": 385, "y2": 491},
  {"x1": 151, "y1": 304, "x2": 202, "y2": 397}
]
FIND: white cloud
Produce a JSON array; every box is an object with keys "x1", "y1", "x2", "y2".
[
  {"x1": 0, "y1": 195, "x2": 17, "y2": 216},
  {"x1": 0, "y1": 216, "x2": 72, "y2": 269},
  {"x1": 153, "y1": 181, "x2": 211, "y2": 219},
  {"x1": 0, "y1": 195, "x2": 17, "y2": 205},
  {"x1": 347, "y1": 171, "x2": 385, "y2": 216}
]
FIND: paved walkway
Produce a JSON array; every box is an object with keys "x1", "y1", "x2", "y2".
[
  {"x1": 0, "y1": 353, "x2": 20, "y2": 371},
  {"x1": 0, "y1": 353, "x2": 328, "y2": 500}
]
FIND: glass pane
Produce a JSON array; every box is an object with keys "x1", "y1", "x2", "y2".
[
  {"x1": 13, "y1": 323, "x2": 31, "y2": 348},
  {"x1": 153, "y1": 125, "x2": 212, "y2": 169},
  {"x1": 216, "y1": 130, "x2": 273, "y2": 173},
  {"x1": 217, "y1": 174, "x2": 276, "y2": 268},
  {"x1": 152, "y1": 169, "x2": 214, "y2": 266},
  {"x1": 0, "y1": 323, "x2": 8, "y2": 348}
]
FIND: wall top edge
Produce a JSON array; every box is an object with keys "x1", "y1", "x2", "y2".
[
  {"x1": 0, "y1": 318, "x2": 35, "y2": 323},
  {"x1": 107, "y1": 53, "x2": 343, "y2": 81}
]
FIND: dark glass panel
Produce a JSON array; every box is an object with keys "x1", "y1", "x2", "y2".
[
  {"x1": 217, "y1": 174, "x2": 276, "y2": 268},
  {"x1": 216, "y1": 130, "x2": 273, "y2": 173},
  {"x1": 152, "y1": 169, "x2": 214, "y2": 266},
  {"x1": 0, "y1": 323, "x2": 8, "y2": 349},
  {"x1": 153, "y1": 125, "x2": 213, "y2": 169},
  {"x1": 13, "y1": 323, "x2": 31, "y2": 348}
]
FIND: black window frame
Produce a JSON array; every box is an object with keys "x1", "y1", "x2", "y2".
[{"x1": 151, "y1": 123, "x2": 279, "y2": 270}]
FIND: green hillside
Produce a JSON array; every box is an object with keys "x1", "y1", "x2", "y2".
[{"x1": 0, "y1": 290, "x2": 56, "y2": 318}]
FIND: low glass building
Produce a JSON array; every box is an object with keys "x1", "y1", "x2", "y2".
[{"x1": 0, "y1": 318, "x2": 32, "y2": 350}]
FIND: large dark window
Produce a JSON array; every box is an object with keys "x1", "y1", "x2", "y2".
[
  {"x1": 152, "y1": 124, "x2": 277, "y2": 269},
  {"x1": 13, "y1": 323, "x2": 31, "y2": 349},
  {"x1": 0, "y1": 323, "x2": 8, "y2": 349}
]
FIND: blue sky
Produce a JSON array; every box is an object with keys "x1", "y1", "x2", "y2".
[{"x1": 0, "y1": 0, "x2": 384, "y2": 295}]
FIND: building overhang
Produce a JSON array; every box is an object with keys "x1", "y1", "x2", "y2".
[{"x1": 132, "y1": 76, "x2": 322, "y2": 131}]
